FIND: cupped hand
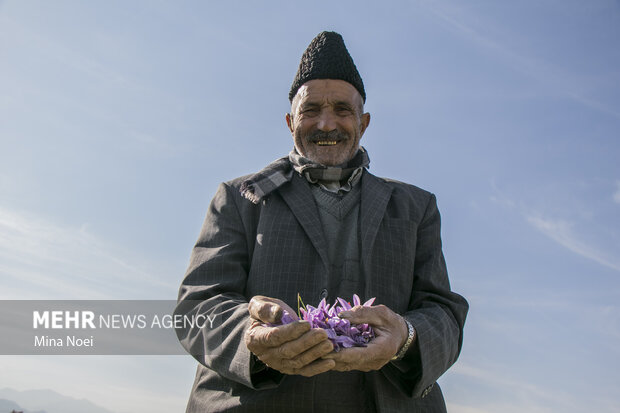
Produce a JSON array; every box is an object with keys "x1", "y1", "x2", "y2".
[
  {"x1": 244, "y1": 295, "x2": 335, "y2": 376},
  {"x1": 322, "y1": 304, "x2": 409, "y2": 372}
]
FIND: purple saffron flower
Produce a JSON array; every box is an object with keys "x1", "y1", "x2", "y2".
[{"x1": 260, "y1": 294, "x2": 376, "y2": 351}]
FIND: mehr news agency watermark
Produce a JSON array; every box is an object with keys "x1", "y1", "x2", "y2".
[{"x1": 0, "y1": 300, "x2": 220, "y2": 355}]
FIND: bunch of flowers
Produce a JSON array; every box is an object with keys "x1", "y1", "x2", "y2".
[{"x1": 273, "y1": 294, "x2": 376, "y2": 351}]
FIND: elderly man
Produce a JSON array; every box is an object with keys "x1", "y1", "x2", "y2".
[{"x1": 176, "y1": 31, "x2": 468, "y2": 412}]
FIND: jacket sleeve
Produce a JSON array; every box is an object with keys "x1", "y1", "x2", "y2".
[
  {"x1": 384, "y1": 193, "x2": 469, "y2": 398},
  {"x1": 174, "y1": 182, "x2": 283, "y2": 390}
]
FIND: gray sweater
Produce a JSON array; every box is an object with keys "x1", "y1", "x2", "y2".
[{"x1": 310, "y1": 182, "x2": 364, "y2": 304}]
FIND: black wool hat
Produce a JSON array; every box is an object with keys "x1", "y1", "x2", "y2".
[{"x1": 289, "y1": 31, "x2": 366, "y2": 103}]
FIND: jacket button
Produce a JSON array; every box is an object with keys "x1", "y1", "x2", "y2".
[{"x1": 319, "y1": 289, "x2": 328, "y2": 300}]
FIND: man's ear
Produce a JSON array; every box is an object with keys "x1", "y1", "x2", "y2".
[
  {"x1": 360, "y1": 112, "x2": 371, "y2": 136},
  {"x1": 285, "y1": 113, "x2": 294, "y2": 133}
]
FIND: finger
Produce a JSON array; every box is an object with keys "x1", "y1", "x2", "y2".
[
  {"x1": 282, "y1": 335, "x2": 334, "y2": 366},
  {"x1": 249, "y1": 321, "x2": 311, "y2": 348},
  {"x1": 265, "y1": 328, "x2": 329, "y2": 360},
  {"x1": 277, "y1": 301, "x2": 300, "y2": 321},
  {"x1": 338, "y1": 305, "x2": 391, "y2": 326},
  {"x1": 293, "y1": 358, "x2": 335, "y2": 377},
  {"x1": 329, "y1": 360, "x2": 378, "y2": 373},
  {"x1": 249, "y1": 296, "x2": 283, "y2": 323},
  {"x1": 329, "y1": 361, "x2": 355, "y2": 372},
  {"x1": 282, "y1": 328, "x2": 330, "y2": 358},
  {"x1": 322, "y1": 346, "x2": 366, "y2": 363},
  {"x1": 324, "y1": 346, "x2": 387, "y2": 373},
  {"x1": 322, "y1": 341, "x2": 389, "y2": 364}
]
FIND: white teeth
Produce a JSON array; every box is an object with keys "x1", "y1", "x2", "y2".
[{"x1": 316, "y1": 141, "x2": 337, "y2": 146}]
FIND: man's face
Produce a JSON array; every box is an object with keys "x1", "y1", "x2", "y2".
[{"x1": 286, "y1": 79, "x2": 370, "y2": 166}]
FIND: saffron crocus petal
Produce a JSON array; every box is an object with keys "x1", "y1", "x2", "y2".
[
  {"x1": 327, "y1": 317, "x2": 350, "y2": 332},
  {"x1": 337, "y1": 297, "x2": 351, "y2": 311},
  {"x1": 363, "y1": 297, "x2": 376, "y2": 307},
  {"x1": 280, "y1": 311, "x2": 296, "y2": 325},
  {"x1": 327, "y1": 305, "x2": 339, "y2": 318},
  {"x1": 326, "y1": 318, "x2": 339, "y2": 329},
  {"x1": 316, "y1": 320, "x2": 329, "y2": 329},
  {"x1": 325, "y1": 328, "x2": 338, "y2": 340},
  {"x1": 335, "y1": 335, "x2": 357, "y2": 348},
  {"x1": 361, "y1": 331, "x2": 374, "y2": 340},
  {"x1": 353, "y1": 335, "x2": 365, "y2": 344},
  {"x1": 353, "y1": 294, "x2": 361, "y2": 307}
]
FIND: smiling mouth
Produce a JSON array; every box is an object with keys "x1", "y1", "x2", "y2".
[{"x1": 315, "y1": 141, "x2": 338, "y2": 146}]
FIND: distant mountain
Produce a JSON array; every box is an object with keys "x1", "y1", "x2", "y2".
[
  {"x1": 0, "y1": 389, "x2": 115, "y2": 413},
  {"x1": 0, "y1": 397, "x2": 46, "y2": 413}
]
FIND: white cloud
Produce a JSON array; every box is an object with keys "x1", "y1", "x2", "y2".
[
  {"x1": 444, "y1": 361, "x2": 602, "y2": 413},
  {"x1": 526, "y1": 214, "x2": 620, "y2": 272},
  {"x1": 0, "y1": 207, "x2": 176, "y2": 299}
]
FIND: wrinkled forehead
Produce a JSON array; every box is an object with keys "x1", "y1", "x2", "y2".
[{"x1": 293, "y1": 79, "x2": 363, "y2": 109}]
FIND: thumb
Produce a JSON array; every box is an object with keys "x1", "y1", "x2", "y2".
[
  {"x1": 338, "y1": 305, "x2": 377, "y2": 325},
  {"x1": 339, "y1": 305, "x2": 396, "y2": 328},
  {"x1": 249, "y1": 296, "x2": 283, "y2": 324}
]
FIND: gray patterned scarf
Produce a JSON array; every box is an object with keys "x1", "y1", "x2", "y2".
[{"x1": 240, "y1": 147, "x2": 370, "y2": 204}]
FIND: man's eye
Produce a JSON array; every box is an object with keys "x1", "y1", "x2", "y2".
[{"x1": 301, "y1": 108, "x2": 319, "y2": 115}]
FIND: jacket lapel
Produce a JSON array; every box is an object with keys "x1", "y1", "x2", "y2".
[
  {"x1": 360, "y1": 171, "x2": 393, "y2": 270},
  {"x1": 278, "y1": 173, "x2": 330, "y2": 270},
  {"x1": 278, "y1": 171, "x2": 392, "y2": 279}
]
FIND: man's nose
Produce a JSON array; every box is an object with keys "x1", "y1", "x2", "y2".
[{"x1": 316, "y1": 110, "x2": 337, "y2": 131}]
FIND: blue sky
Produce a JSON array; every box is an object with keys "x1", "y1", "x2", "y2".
[{"x1": 1, "y1": 1, "x2": 619, "y2": 412}]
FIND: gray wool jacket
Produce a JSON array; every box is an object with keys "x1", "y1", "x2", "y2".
[{"x1": 175, "y1": 165, "x2": 469, "y2": 413}]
